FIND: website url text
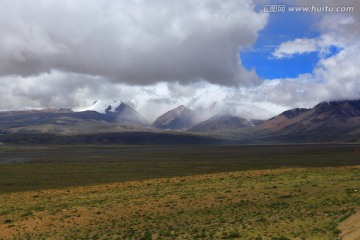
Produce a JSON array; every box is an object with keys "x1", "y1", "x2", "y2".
[{"x1": 262, "y1": 5, "x2": 354, "y2": 13}]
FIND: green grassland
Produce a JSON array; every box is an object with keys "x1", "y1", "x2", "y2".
[{"x1": 0, "y1": 144, "x2": 359, "y2": 239}]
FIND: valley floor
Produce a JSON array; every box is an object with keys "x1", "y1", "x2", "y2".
[
  {"x1": 0, "y1": 145, "x2": 359, "y2": 239},
  {"x1": 0, "y1": 167, "x2": 359, "y2": 239}
]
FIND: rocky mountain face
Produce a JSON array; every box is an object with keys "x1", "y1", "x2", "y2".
[
  {"x1": 74, "y1": 100, "x2": 148, "y2": 126},
  {"x1": 102, "y1": 102, "x2": 148, "y2": 126},
  {"x1": 152, "y1": 105, "x2": 196, "y2": 130},
  {"x1": 0, "y1": 109, "x2": 102, "y2": 125},
  {"x1": 0, "y1": 102, "x2": 149, "y2": 135},
  {"x1": 258, "y1": 108, "x2": 309, "y2": 131},
  {"x1": 189, "y1": 114, "x2": 263, "y2": 132},
  {"x1": 257, "y1": 100, "x2": 360, "y2": 142}
]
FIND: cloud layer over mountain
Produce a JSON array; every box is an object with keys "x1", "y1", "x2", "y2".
[{"x1": 0, "y1": 0, "x2": 359, "y2": 122}]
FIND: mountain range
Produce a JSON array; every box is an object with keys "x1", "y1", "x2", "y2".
[{"x1": 1, "y1": 99, "x2": 360, "y2": 144}]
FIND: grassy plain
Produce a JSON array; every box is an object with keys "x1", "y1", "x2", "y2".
[{"x1": 0, "y1": 144, "x2": 359, "y2": 239}]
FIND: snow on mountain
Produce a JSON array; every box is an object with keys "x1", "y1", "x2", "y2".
[
  {"x1": 73, "y1": 100, "x2": 148, "y2": 126},
  {"x1": 74, "y1": 100, "x2": 124, "y2": 114}
]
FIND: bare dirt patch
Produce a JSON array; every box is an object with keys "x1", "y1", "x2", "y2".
[{"x1": 339, "y1": 211, "x2": 360, "y2": 240}]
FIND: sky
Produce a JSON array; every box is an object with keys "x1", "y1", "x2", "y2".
[{"x1": 0, "y1": 0, "x2": 359, "y2": 121}]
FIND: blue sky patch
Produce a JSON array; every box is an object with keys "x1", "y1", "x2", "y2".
[
  {"x1": 241, "y1": 10, "x2": 322, "y2": 79},
  {"x1": 322, "y1": 45, "x2": 342, "y2": 58}
]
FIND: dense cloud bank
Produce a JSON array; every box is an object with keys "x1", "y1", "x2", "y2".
[
  {"x1": 0, "y1": 0, "x2": 266, "y2": 86},
  {"x1": 0, "y1": 0, "x2": 359, "y2": 121}
]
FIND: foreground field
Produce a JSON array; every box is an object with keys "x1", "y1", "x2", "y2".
[
  {"x1": 1, "y1": 166, "x2": 359, "y2": 239},
  {"x1": 0, "y1": 145, "x2": 359, "y2": 239}
]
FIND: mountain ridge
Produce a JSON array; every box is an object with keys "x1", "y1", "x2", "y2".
[
  {"x1": 254, "y1": 99, "x2": 360, "y2": 142},
  {"x1": 1, "y1": 99, "x2": 360, "y2": 144},
  {"x1": 189, "y1": 114, "x2": 263, "y2": 132}
]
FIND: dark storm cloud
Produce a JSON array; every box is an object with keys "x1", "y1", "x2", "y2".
[{"x1": 0, "y1": 0, "x2": 267, "y2": 86}]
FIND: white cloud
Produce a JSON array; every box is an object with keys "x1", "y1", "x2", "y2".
[
  {"x1": 0, "y1": 0, "x2": 268, "y2": 87},
  {"x1": 272, "y1": 0, "x2": 360, "y2": 59},
  {"x1": 272, "y1": 34, "x2": 346, "y2": 59},
  {"x1": 262, "y1": 42, "x2": 360, "y2": 109},
  {"x1": 313, "y1": 43, "x2": 360, "y2": 100},
  {"x1": 272, "y1": 38, "x2": 318, "y2": 59},
  {"x1": 0, "y1": 70, "x2": 288, "y2": 121}
]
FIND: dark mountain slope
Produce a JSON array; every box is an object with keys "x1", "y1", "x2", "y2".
[
  {"x1": 189, "y1": 114, "x2": 262, "y2": 132},
  {"x1": 152, "y1": 105, "x2": 196, "y2": 130},
  {"x1": 102, "y1": 102, "x2": 148, "y2": 125},
  {"x1": 256, "y1": 100, "x2": 360, "y2": 142}
]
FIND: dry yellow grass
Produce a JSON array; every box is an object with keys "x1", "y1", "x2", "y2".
[{"x1": 0, "y1": 167, "x2": 359, "y2": 239}]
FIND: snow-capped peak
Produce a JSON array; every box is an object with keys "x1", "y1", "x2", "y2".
[
  {"x1": 127, "y1": 98, "x2": 137, "y2": 109},
  {"x1": 73, "y1": 100, "x2": 124, "y2": 114}
]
